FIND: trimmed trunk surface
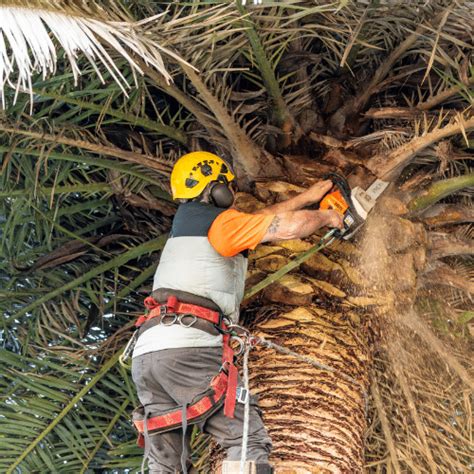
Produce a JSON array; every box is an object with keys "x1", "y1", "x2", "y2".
[{"x1": 238, "y1": 192, "x2": 373, "y2": 473}]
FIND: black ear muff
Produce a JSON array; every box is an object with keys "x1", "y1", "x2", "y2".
[{"x1": 210, "y1": 182, "x2": 234, "y2": 208}]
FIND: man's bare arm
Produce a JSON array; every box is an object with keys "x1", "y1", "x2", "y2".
[
  {"x1": 257, "y1": 180, "x2": 333, "y2": 215},
  {"x1": 261, "y1": 209, "x2": 343, "y2": 243}
]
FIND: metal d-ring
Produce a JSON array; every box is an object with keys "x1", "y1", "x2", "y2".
[
  {"x1": 178, "y1": 314, "x2": 197, "y2": 328},
  {"x1": 160, "y1": 313, "x2": 178, "y2": 326}
]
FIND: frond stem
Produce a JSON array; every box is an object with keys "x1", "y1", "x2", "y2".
[
  {"x1": 407, "y1": 173, "x2": 474, "y2": 213},
  {"x1": 9, "y1": 236, "x2": 167, "y2": 322},
  {"x1": 182, "y1": 64, "x2": 262, "y2": 178},
  {"x1": 350, "y1": 4, "x2": 460, "y2": 116},
  {"x1": 31, "y1": 89, "x2": 187, "y2": 144},
  {"x1": 236, "y1": 3, "x2": 294, "y2": 131},
  {"x1": 0, "y1": 126, "x2": 170, "y2": 173},
  {"x1": 0, "y1": 183, "x2": 111, "y2": 198},
  {"x1": 367, "y1": 116, "x2": 474, "y2": 180},
  {"x1": 0, "y1": 145, "x2": 165, "y2": 187}
]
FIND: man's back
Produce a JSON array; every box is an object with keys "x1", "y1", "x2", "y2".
[{"x1": 133, "y1": 201, "x2": 273, "y2": 357}]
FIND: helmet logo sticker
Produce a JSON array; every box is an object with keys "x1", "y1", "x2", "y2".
[
  {"x1": 200, "y1": 162, "x2": 212, "y2": 176},
  {"x1": 185, "y1": 177, "x2": 199, "y2": 188}
]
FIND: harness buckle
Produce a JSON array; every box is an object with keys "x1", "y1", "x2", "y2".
[
  {"x1": 236, "y1": 387, "x2": 249, "y2": 405},
  {"x1": 214, "y1": 314, "x2": 232, "y2": 334},
  {"x1": 219, "y1": 361, "x2": 230, "y2": 375}
]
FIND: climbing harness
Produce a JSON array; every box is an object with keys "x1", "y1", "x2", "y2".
[{"x1": 128, "y1": 296, "x2": 241, "y2": 447}]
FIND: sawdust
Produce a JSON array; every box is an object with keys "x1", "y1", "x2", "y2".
[
  {"x1": 357, "y1": 207, "x2": 473, "y2": 472},
  {"x1": 358, "y1": 213, "x2": 393, "y2": 292}
]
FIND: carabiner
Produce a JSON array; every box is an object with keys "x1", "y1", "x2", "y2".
[
  {"x1": 227, "y1": 323, "x2": 250, "y2": 337},
  {"x1": 119, "y1": 330, "x2": 139, "y2": 368},
  {"x1": 230, "y1": 335, "x2": 245, "y2": 357}
]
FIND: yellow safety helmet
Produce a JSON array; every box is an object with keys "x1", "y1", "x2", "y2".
[{"x1": 170, "y1": 151, "x2": 235, "y2": 200}]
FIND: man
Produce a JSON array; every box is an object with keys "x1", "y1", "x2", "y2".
[{"x1": 131, "y1": 151, "x2": 343, "y2": 473}]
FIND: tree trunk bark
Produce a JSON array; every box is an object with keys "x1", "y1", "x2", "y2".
[{"x1": 242, "y1": 227, "x2": 372, "y2": 473}]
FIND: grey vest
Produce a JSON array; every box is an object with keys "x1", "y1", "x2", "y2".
[{"x1": 153, "y1": 202, "x2": 248, "y2": 323}]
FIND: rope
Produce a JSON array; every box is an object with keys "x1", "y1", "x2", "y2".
[
  {"x1": 239, "y1": 343, "x2": 251, "y2": 474},
  {"x1": 254, "y1": 336, "x2": 362, "y2": 389},
  {"x1": 234, "y1": 331, "x2": 368, "y2": 474}
]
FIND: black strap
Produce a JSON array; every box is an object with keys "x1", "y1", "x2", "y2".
[
  {"x1": 152, "y1": 288, "x2": 220, "y2": 311},
  {"x1": 141, "y1": 406, "x2": 151, "y2": 474}
]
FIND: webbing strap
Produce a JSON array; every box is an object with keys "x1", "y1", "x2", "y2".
[
  {"x1": 222, "y1": 333, "x2": 238, "y2": 418},
  {"x1": 181, "y1": 403, "x2": 189, "y2": 474},
  {"x1": 135, "y1": 296, "x2": 222, "y2": 328},
  {"x1": 134, "y1": 372, "x2": 228, "y2": 434}
]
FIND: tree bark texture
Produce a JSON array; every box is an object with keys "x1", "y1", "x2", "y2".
[
  {"x1": 238, "y1": 195, "x2": 373, "y2": 472},
  {"x1": 247, "y1": 301, "x2": 370, "y2": 473}
]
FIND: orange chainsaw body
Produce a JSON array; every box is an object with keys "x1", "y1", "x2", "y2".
[{"x1": 319, "y1": 189, "x2": 349, "y2": 215}]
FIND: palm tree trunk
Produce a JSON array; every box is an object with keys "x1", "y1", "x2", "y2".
[{"x1": 242, "y1": 229, "x2": 372, "y2": 473}]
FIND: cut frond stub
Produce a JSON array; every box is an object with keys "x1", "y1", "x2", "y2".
[{"x1": 0, "y1": 5, "x2": 176, "y2": 108}]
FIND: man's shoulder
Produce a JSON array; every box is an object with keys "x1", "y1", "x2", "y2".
[{"x1": 171, "y1": 202, "x2": 226, "y2": 237}]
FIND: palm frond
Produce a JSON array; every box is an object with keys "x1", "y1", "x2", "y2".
[
  {"x1": 0, "y1": 348, "x2": 133, "y2": 474},
  {"x1": 0, "y1": 2, "x2": 181, "y2": 107}
]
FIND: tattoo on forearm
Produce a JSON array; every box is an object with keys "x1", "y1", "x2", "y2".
[{"x1": 268, "y1": 216, "x2": 281, "y2": 234}]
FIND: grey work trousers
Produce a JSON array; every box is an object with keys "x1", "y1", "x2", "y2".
[{"x1": 132, "y1": 347, "x2": 272, "y2": 474}]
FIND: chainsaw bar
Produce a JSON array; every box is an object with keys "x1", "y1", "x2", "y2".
[{"x1": 319, "y1": 173, "x2": 390, "y2": 240}]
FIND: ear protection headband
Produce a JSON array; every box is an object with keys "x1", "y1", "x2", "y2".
[{"x1": 209, "y1": 177, "x2": 234, "y2": 208}]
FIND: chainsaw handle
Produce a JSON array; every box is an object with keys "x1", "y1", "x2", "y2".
[{"x1": 322, "y1": 172, "x2": 351, "y2": 200}]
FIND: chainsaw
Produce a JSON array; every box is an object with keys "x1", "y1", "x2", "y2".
[
  {"x1": 318, "y1": 173, "x2": 389, "y2": 241},
  {"x1": 244, "y1": 174, "x2": 390, "y2": 300}
]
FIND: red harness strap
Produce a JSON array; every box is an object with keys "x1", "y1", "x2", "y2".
[
  {"x1": 133, "y1": 296, "x2": 239, "y2": 438},
  {"x1": 135, "y1": 295, "x2": 221, "y2": 328},
  {"x1": 134, "y1": 371, "x2": 228, "y2": 436}
]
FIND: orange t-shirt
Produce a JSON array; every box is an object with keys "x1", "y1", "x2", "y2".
[{"x1": 208, "y1": 209, "x2": 274, "y2": 257}]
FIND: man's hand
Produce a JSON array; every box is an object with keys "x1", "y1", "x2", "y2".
[
  {"x1": 321, "y1": 210, "x2": 344, "y2": 229},
  {"x1": 257, "y1": 179, "x2": 334, "y2": 215},
  {"x1": 256, "y1": 179, "x2": 345, "y2": 244},
  {"x1": 303, "y1": 179, "x2": 333, "y2": 205}
]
